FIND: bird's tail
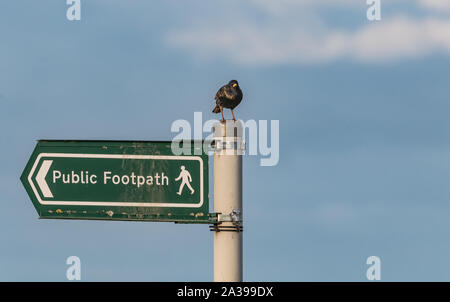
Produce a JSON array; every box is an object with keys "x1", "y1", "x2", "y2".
[{"x1": 212, "y1": 105, "x2": 220, "y2": 113}]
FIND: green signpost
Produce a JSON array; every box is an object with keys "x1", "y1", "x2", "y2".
[{"x1": 21, "y1": 140, "x2": 210, "y2": 223}]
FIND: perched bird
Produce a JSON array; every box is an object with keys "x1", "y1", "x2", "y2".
[{"x1": 212, "y1": 80, "x2": 243, "y2": 122}]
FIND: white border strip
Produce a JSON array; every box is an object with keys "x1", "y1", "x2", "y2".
[{"x1": 28, "y1": 153, "x2": 204, "y2": 208}]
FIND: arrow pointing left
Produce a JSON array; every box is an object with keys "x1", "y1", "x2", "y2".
[{"x1": 36, "y1": 160, "x2": 54, "y2": 198}]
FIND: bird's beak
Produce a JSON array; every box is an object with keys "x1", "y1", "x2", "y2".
[{"x1": 232, "y1": 83, "x2": 237, "y2": 87}]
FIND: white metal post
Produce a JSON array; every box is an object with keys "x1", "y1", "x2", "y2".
[{"x1": 213, "y1": 120, "x2": 243, "y2": 282}]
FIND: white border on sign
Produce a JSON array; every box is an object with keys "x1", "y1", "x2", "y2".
[{"x1": 28, "y1": 153, "x2": 204, "y2": 208}]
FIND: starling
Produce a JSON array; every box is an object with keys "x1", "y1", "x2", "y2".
[{"x1": 212, "y1": 80, "x2": 243, "y2": 122}]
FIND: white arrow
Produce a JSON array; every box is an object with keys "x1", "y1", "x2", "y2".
[{"x1": 36, "y1": 160, "x2": 54, "y2": 198}]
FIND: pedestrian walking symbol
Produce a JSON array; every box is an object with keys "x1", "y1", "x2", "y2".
[{"x1": 175, "y1": 166, "x2": 195, "y2": 195}]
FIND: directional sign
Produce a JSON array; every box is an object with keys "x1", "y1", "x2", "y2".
[{"x1": 21, "y1": 140, "x2": 210, "y2": 223}]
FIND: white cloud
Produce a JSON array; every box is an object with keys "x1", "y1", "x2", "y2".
[
  {"x1": 166, "y1": 1, "x2": 450, "y2": 65},
  {"x1": 346, "y1": 17, "x2": 450, "y2": 61},
  {"x1": 167, "y1": 16, "x2": 450, "y2": 65},
  {"x1": 418, "y1": 0, "x2": 450, "y2": 11},
  {"x1": 252, "y1": 0, "x2": 442, "y2": 11}
]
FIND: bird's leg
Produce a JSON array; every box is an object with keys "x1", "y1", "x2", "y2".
[
  {"x1": 231, "y1": 109, "x2": 236, "y2": 121},
  {"x1": 220, "y1": 106, "x2": 225, "y2": 122}
]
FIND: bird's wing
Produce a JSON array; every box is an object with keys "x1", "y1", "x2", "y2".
[
  {"x1": 215, "y1": 84, "x2": 235, "y2": 100},
  {"x1": 222, "y1": 85, "x2": 236, "y2": 99},
  {"x1": 215, "y1": 85, "x2": 226, "y2": 100}
]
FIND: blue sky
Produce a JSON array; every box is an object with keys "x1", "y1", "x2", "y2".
[{"x1": 1, "y1": 0, "x2": 450, "y2": 281}]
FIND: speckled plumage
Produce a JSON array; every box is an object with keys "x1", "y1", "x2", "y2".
[{"x1": 212, "y1": 80, "x2": 243, "y2": 121}]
